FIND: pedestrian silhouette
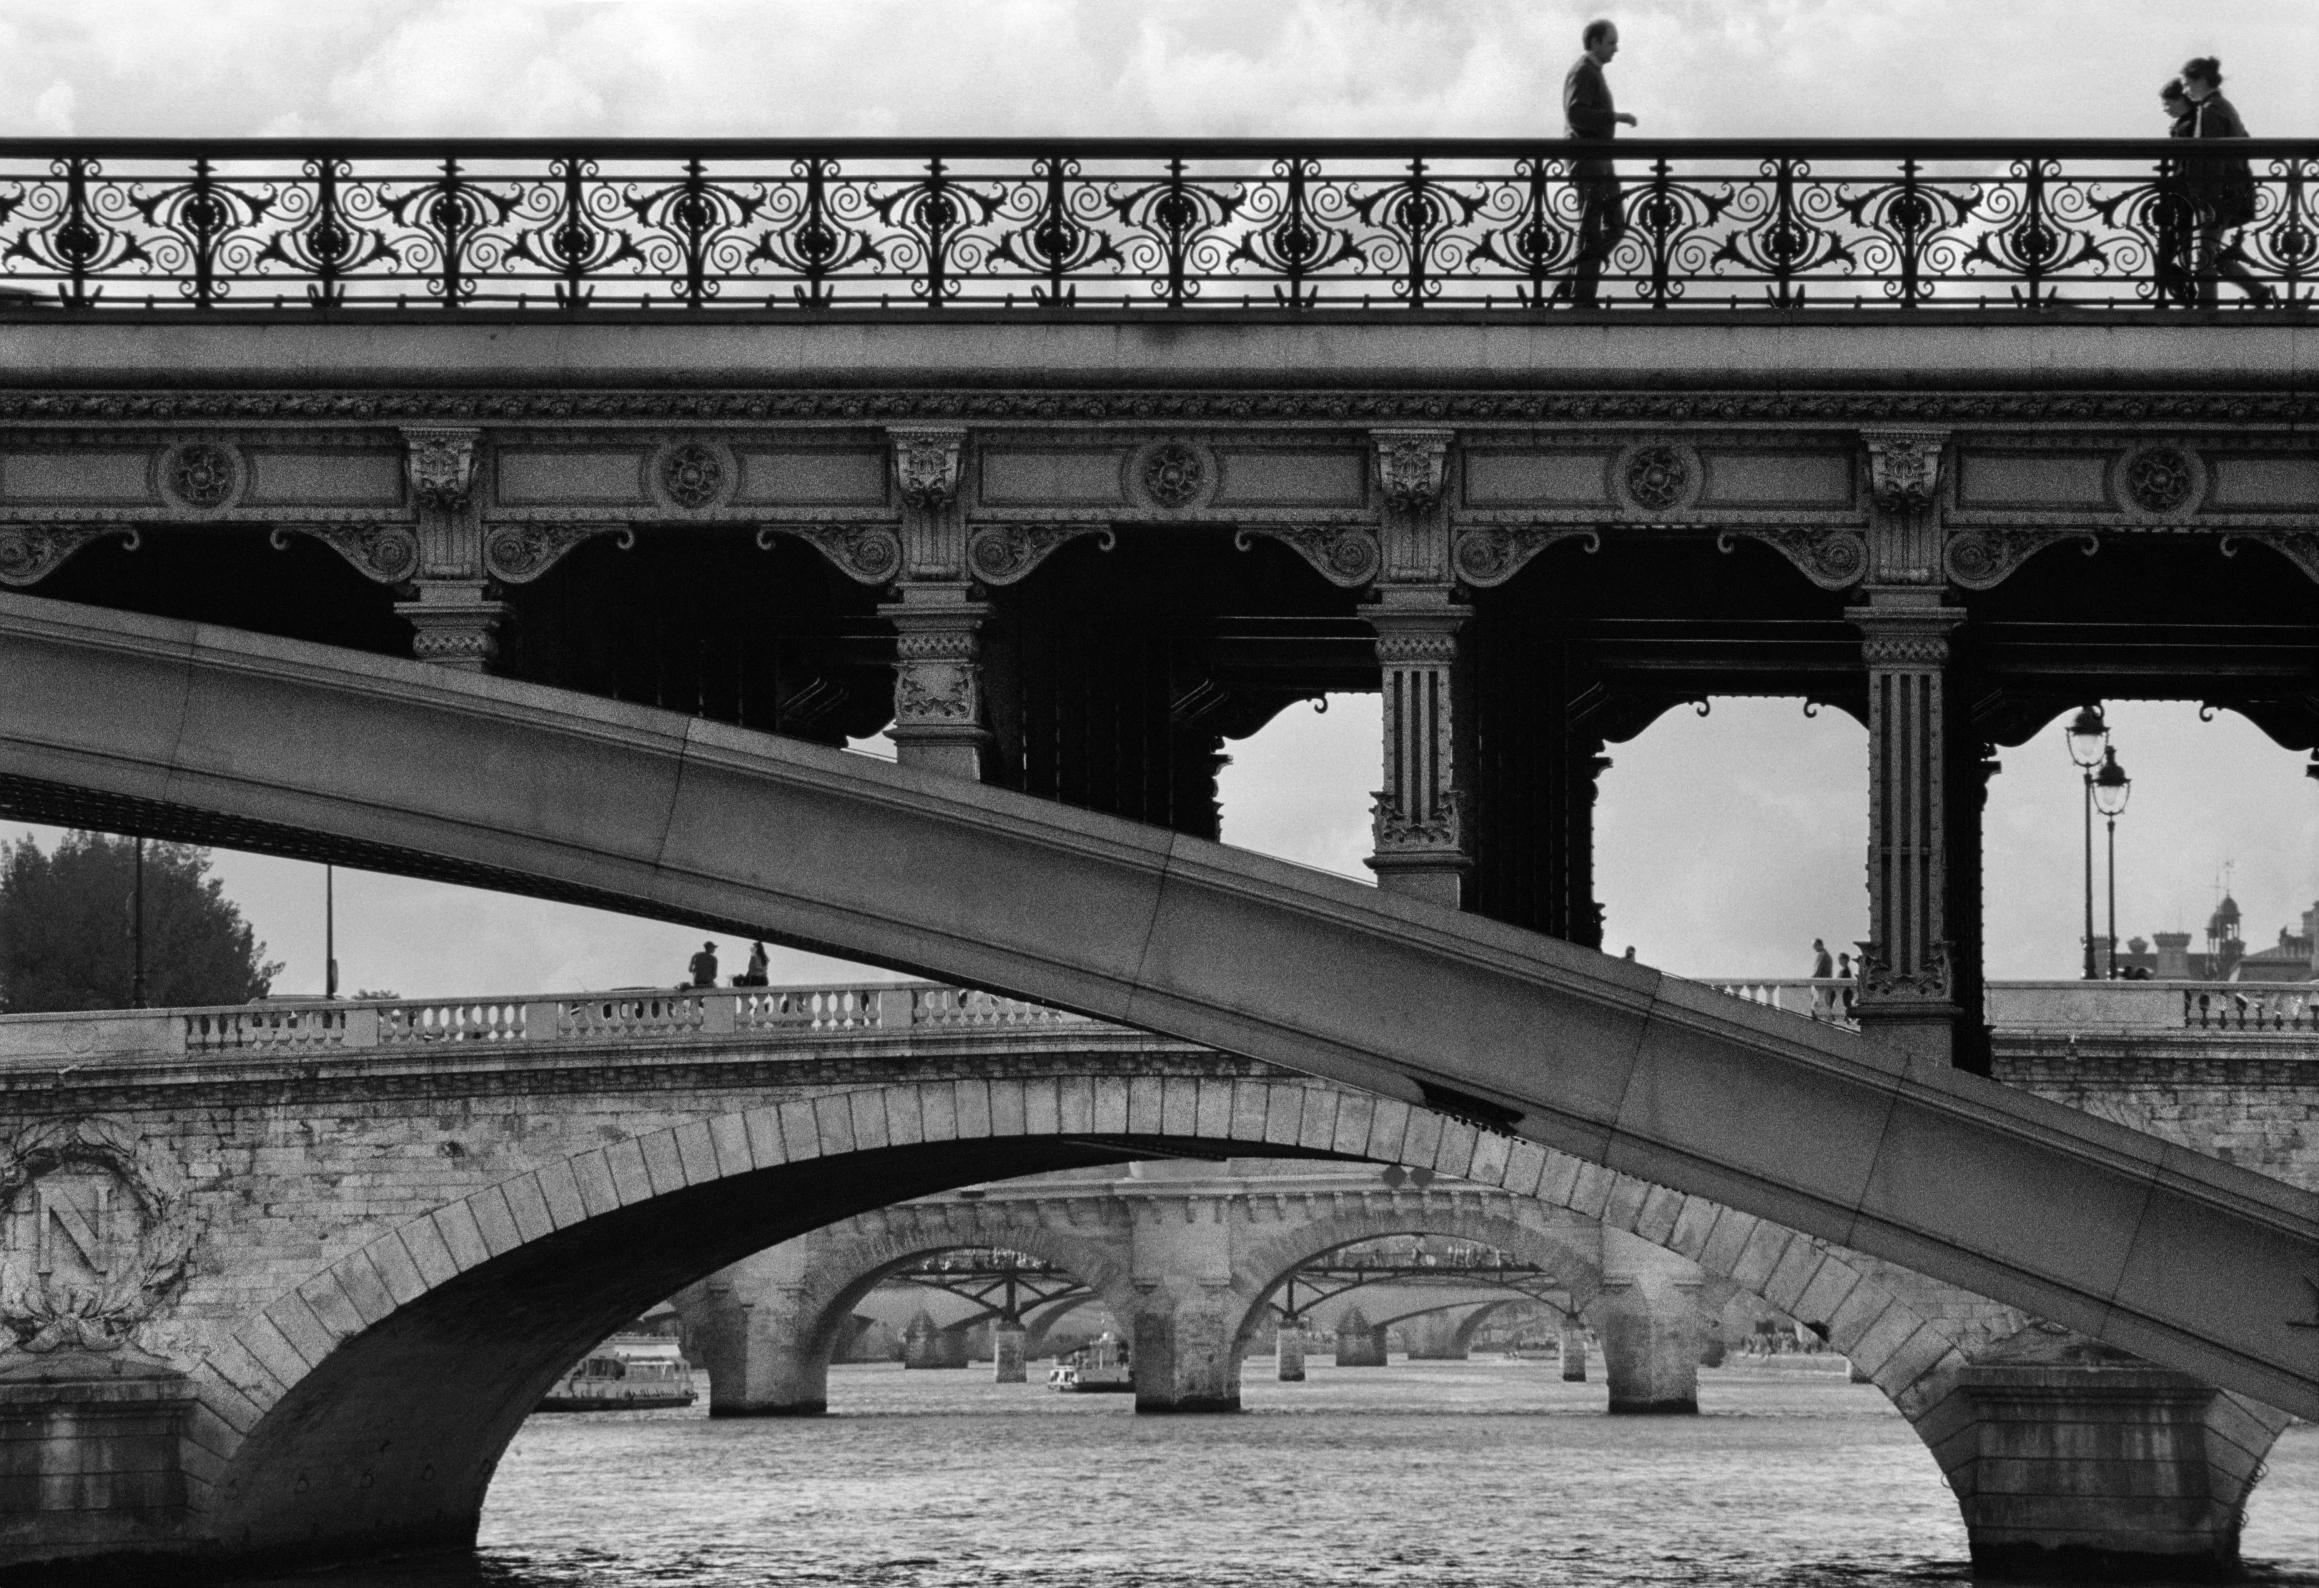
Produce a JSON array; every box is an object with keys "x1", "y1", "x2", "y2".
[
  {"x1": 736, "y1": 939, "x2": 770, "y2": 988},
  {"x1": 2178, "y1": 58, "x2": 2271, "y2": 308},
  {"x1": 1560, "y1": 18, "x2": 1638, "y2": 308},
  {"x1": 687, "y1": 940, "x2": 719, "y2": 989},
  {"x1": 1811, "y1": 937, "x2": 1834, "y2": 1018}
]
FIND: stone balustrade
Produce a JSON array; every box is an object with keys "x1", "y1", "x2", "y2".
[{"x1": 1708, "y1": 977, "x2": 2319, "y2": 1043}]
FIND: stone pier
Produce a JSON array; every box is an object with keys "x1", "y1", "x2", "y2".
[
  {"x1": 1335, "y1": 1307, "x2": 1389, "y2": 1368},
  {"x1": 1560, "y1": 1319, "x2": 1589, "y2": 1382},
  {"x1": 902, "y1": 1310, "x2": 971, "y2": 1370},
  {"x1": 1276, "y1": 1323, "x2": 1307, "y2": 1383},
  {"x1": 1594, "y1": 1275, "x2": 1703, "y2": 1415},
  {"x1": 992, "y1": 1322, "x2": 1028, "y2": 1384}
]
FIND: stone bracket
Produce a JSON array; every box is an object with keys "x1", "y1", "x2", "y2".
[
  {"x1": 1863, "y1": 429, "x2": 1948, "y2": 513},
  {"x1": 402, "y1": 427, "x2": 480, "y2": 511},
  {"x1": 1371, "y1": 429, "x2": 1451, "y2": 513},
  {"x1": 966, "y1": 523, "x2": 1115, "y2": 586},
  {"x1": 1453, "y1": 525, "x2": 1599, "y2": 588},
  {"x1": 270, "y1": 524, "x2": 420, "y2": 585},
  {"x1": 0, "y1": 525, "x2": 140, "y2": 587},
  {"x1": 760, "y1": 523, "x2": 906, "y2": 587},
  {"x1": 1719, "y1": 527, "x2": 1868, "y2": 591},
  {"x1": 2221, "y1": 531, "x2": 2319, "y2": 588},
  {"x1": 1943, "y1": 528, "x2": 2098, "y2": 591},
  {"x1": 482, "y1": 523, "x2": 634, "y2": 585},
  {"x1": 1235, "y1": 525, "x2": 1380, "y2": 589}
]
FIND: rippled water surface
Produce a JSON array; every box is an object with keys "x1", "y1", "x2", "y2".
[{"x1": 239, "y1": 1360, "x2": 2319, "y2": 1588}]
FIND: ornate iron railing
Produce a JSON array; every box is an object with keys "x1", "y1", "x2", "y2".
[{"x1": 0, "y1": 138, "x2": 2309, "y2": 314}]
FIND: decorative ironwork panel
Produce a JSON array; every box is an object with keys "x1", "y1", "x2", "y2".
[{"x1": 0, "y1": 139, "x2": 2307, "y2": 312}]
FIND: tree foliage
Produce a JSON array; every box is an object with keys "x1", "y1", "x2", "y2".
[{"x1": 0, "y1": 832, "x2": 281, "y2": 1013}]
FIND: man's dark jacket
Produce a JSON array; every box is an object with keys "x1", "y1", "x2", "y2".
[{"x1": 1564, "y1": 55, "x2": 1619, "y2": 178}]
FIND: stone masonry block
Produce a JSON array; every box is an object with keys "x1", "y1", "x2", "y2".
[
  {"x1": 431, "y1": 1200, "x2": 492, "y2": 1272},
  {"x1": 1759, "y1": 1239, "x2": 1828, "y2": 1313},
  {"x1": 885, "y1": 1086, "x2": 929, "y2": 1147},
  {"x1": 674, "y1": 1120, "x2": 721, "y2": 1182},
  {"x1": 260, "y1": 1295, "x2": 335, "y2": 1371},
  {"x1": 1195, "y1": 1077, "x2": 1235, "y2": 1141},
  {"x1": 466, "y1": 1185, "x2": 523, "y2": 1257},
  {"x1": 1057, "y1": 1075, "x2": 1094, "y2": 1134},
  {"x1": 1126, "y1": 1075, "x2": 1163, "y2": 1136},
  {"x1": 1431, "y1": 1119, "x2": 1477, "y2": 1179},
  {"x1": 1466, "y1": 1129, "x2": 1511, "y2": 1188},
  {"x1": 1500, "y1": 1139, "x2": 1548, "y2": 1199},
  {"x1": 1333, "y1": 1092, "x2": 1376, "y2": 1159},
  {"x1": 570, "y1": 1148, "x2": 622, "y2": 1217},
  {"x1": 1091, "y1": 1076, "x2": 1129, "y2": 1135},
  {"x1": 1564, "y1": 1162, "x2": 1617, "y2": 1221},
  {"x1": 295, "y1": 1271, "x2": 366, "y2": 1344},
  {"x1": 197, "y1": 1340, "x2": 284, "y2": 1418},
  {"x1": 1534, "y1": 1150, "x2": 1584, "y2": 1209},
  {"x1": 1395, "y1": 1107, "x2": 1439, "y2": 1170},
  {"x1": 986, "y1": 1079, "x2": 1026, "y2": 1139},
  {"x1": 955, "y1": 1079, "x2": 994, "y2": 1139},
  {"x1": 362, "y1": 1231, "x2": 429, "y2": 1308},
  {"x1": 1161, "y1": 1076, "x2": 1199, "y2": 1139},
  {"x1": 638, "y1": 1129, "x2": 688, "y2": 1195},
  {"x1": 845, "y1": 1091, "x2": 890, "y2": 1153},
  {"x1": 2205, "y1": 1391, "x2": 2290, "y2": 1466},
  {"x1": 1230, "y1": 1080, "x2": 1269, "y2": 1144},
  {"x1": 810, "y1": 1094, "x2": 858, "y2": 1157},
  {"x1": 180, "y1": 1397, "x2": 247, "y2": 1464},
  {"x1": 1725, "y1": 1221, "x2": 1796, "y2": 1295},
  {"x1": 1261, "y1": 1084, "x2": 1303, "y2": 1147},
  {"x1": 1823, "y1": 1275, "x2": 1898, "y2": 1355},
  {"x1": 399, "y1": 1214, "x2": 461, "y2": 1290},
  {"x1": 1846, "y1": 1298, "x2": 1936, "y2": 1382},
  {"x1": 603, "y1": 1136, "x2": 654, "y2": 1204},
  {"x1": 920, "y1": 1086, "x2": 962, "y2": 1143},
  {"x1": 776, "y1": 1099, "x2": 821, "y2": 1161},
  {"x1": 1876, "y1": 1320, "x2": 1963, "y2": 1401},
  {"x1": 707, "y1": 1114, "x2": 753, "y2": 1177},
  {"x1": 501, "y1": 1174, "x2": 555, "y2": 1245},
  {"x1": 1792, "y1": 1257, "x2": 1863, "y2": 1327},
  {"x1": 327, "y1": 1249, "x2": 397, "y2": 1329},
  {"x1": 1630, "y1": 1184, "x2": 1685, "y2": 1247},
  {"x1": 1666, "y1": 1197, "x2": 1720, "y2": 1261}
]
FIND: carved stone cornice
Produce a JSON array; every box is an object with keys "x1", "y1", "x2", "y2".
[
  {"x1": 483, "y1": 522, "x2": 633, "y2": 584},
  {"x1": 1451, "y1": 525, "x2": 1598, "y2": 589},
  {"x1": 1371, "y1": 429, "x2": 1451, "y2": 512},
  {"x1": 0, "y1": 525, "x2": 137, "y2": 587},
  {"x1": 966, "y1": 524, "x2": 1115, "y2": 586},
  {"x1": 1943, "y1": 528, "x2": 2097, "y2": 591},
  {"x1": 1717, "y1": 528, "x2": 1867, "y2": 591},
  {"x1": 271, "y1": 523, "x2": 420, "y2": 585},
  {"x1": 1235, "y1": 525, "x2": 1380, "y2": 589},
  {"x1": 403, "y1": 427, "x2": 480, "y2": 510},
  {"x1": 761, "y1": 523, "x2": 905, "y2": 587},
  {"x1": 890, "y1": 426, "x2": 964, "y2": 509},
  {"x1": 0, "y1": 388, "x2": 2312, "y2": 425},
  {"x1": 1863, "y1": 429, "x2": 1948, "y2": 513}
]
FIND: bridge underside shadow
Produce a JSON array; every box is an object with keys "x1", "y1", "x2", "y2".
[{"x1": 0, "y1": 592, "x2": 2313, "y2": 1428}]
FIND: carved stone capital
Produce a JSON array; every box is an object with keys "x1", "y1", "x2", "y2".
[
  {"x1": 1235, "y1": 525, "x2": 1380, "y2": 589},
  {"x1": 403, "y1": 427, "x2": 481, "y2": 511},
  {"x1": 1452, "y1": 525, "x2": 1598, "y2": 588},
  {"x1": 1374, "y1": 630, "x2": 1462, "y2": 669},
  {"x1": 1371, "y1": 429, "x2": 1451, "y2": 512},
  {"x1": 762, "y1": 523, "x2": 905, "y2": 587},
  {"x1": 394, "y1": 580, "x2": 508, "y2": 672},
  {"x1": 882, "y1": 591, "x2": 990, "y2": 735},
  {"x1": 1847, "y1": 601, "x2": 1966, "y2": 671},
  {"x1": 967, "y1": 524, "x2": 1115, "y2": 586},
  {"x1": 483, "y1": 522, "x2": 632, "y2": 584},
  {"x1": 890, "y1": 427, "x2": 965, "y2": 509},
  {"x1": 1943, "y1": 528, "x2": 2098, "y2": 592},
  {"x1": 272, "y1": 523, "x2": 420, "y2": 585},
  {"x1": 1855, "y1": 939, "x2": 1953, "y2": 1002},
  {"x1": 1863, "y1": 429, "x2": 1948, "y2": 513},
  {"x1": 1717, "y1": 528, "x2": 1867, "y2": 591},
  {"x1": 1370, "y1": 788, "x2": 1468, "y2": 855},
  {"x1": 0, "y1": 525, "x2": 137, "y2": 587}
]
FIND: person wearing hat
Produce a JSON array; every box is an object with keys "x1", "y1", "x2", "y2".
[{"x1": 686, "y1": 940, "x2": 719, "y2": 989}]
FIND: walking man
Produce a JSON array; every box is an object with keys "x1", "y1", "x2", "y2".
[
  {"x1": 1563, "y1": 18, "x2": 1638, "y2": 307},
  {"x1": 1810, "y1": 937, "x2": 1834, "y2": 1019}
]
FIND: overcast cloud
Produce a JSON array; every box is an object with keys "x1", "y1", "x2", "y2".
[{"x1": 0, "y1": 1, "x2": 2313, "y2": 999}]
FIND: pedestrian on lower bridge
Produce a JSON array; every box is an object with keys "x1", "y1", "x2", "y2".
[
  {"x1": 1811, "y1": 938, "x2": 1834, "y2": 1019},
  {"x1": 686, "y1": 940, "x2": 719, "y2": 989}
]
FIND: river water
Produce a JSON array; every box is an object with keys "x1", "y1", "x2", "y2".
[{"x1": 238, "y1": 1359, "x2": 2319, "y2": 1588}]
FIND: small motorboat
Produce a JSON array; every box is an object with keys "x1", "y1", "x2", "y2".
[{"x1": 537, "y1": 1334, "x2": 698, "y2": 1412}]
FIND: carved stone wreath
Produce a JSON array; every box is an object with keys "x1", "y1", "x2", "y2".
[
  {"x1": 0, "y1": 1117, "x2": 198, "y2": 1356},
  {"x1": 1618, "y1": 444, "x2": 1695, "y2": 514},
  {"x1": 660, "y1": 442, "x2": 728, "y2": 510},
  {"x1": 2124, "y1": 445, "x2": 2199, "y2": 515},
  {"x1": 1140, "y1": 442, "x2": 1209, "y2": 509},
  {"x1": 164, "y1": 443, "x2": 238, "y2": 510}
]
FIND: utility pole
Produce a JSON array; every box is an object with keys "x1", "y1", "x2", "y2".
[
  {"x1": 324, "y1": 864, "x2": 338, "y2": 998},
  {"x1": 130, "y1": 836, "x2": 146, "y2": 1008}
]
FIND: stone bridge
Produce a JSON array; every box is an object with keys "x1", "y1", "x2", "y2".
[{"x1": 0, "y1": 982, "x2": 2301, "y2": 1578}]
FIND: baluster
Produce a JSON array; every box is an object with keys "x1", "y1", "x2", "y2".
[
  {"x1": 59, "y1": 155, "x2": 93, "y2": 309},
  {"x1": 924, "y1": 154, "x2": 950, "y2": 308},
  {"x1": 1404, "y1": 155, "x2": 1428, "y2": 309},
  {"x1": 1044, "y1": 154, "x2": 1068, "y2": 304},
  {"x1": 1771, "y1": 156, "x2": 1797, "y2": 307},
  {"x1": 1646, "y1": 157, "x2": 1673, "y2": 309},
  {"x1": 1523, "y1": 156, "x2": 1552, "y2": 307},
  {"x1": 1896, "y1": 157, "x2": 1922, "y2": 306},
  {"x1": 1162, "y1": 157, "x2": 1190, "y2": 310},
  {"x1": 679, "y1": 157, "x2": 710, "y2": 309},
  {"x1": 2020, "y1": 158, "x2": 2050, "y2": 304},
  {"x1": 437, "y1": 157, "x2": 465, "y2": 308},
  {"x1": 1282, "y1": 157, "x2": 1311, "y2": 308},
  {"x1": 187, "y1": 157, "x2": 219, "y2": 309},
  {"x1": 800, "y1": 155, "x2": 833, "y2": 308},
  {"x1": 312, "y1": 157, "x2": 345, "y2": 309},
  {"x1": 556, "y1": 155, "x2": 589, "y2": 307}
]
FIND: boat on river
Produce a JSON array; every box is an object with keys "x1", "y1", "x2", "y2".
[
  {"x1": 537, "y1": 1334, "x2": 698, "y2": 1412},
  {"x1": 1046, "y1": 1332, "x2": 1134, "y2": 1393}
]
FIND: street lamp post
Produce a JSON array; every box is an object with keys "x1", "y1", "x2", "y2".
[
  {"x1": 2064, "y1": 707, "x2": 2109, "y2": 980},
  {"x1": 2093, "y1": 746, "x2": 2131, "y2": 977}
]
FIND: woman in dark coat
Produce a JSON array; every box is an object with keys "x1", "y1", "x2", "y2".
[{"x1": 2179, "y1": 57, "x2": 2273, "y2": 307}]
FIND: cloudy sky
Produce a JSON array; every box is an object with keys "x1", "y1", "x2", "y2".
[{"x1": 1, "y1": 0, "x2": 2314, "y2": 999}]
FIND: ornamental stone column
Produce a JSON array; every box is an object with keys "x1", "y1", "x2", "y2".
[
  {"x1": 879, "y1": 427, "x2": 992, "y2": 780},
  {"x1": 1365, "y1": 429, "x2": 1473, "y2": 909},
  {"x1": 392, "y1": 428, "x2": 507, "y2": 672},
  {"x1": 1848, "y1": 429, "x2": 1967, "y2": 1065}
]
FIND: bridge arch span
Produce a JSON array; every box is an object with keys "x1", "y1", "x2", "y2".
[
  {"x1": 180, "y1": 1071, "x2": 2103, "y2": 1565},
  {"x1": 2, "y1": 593, "x2": 2312, "y2": 1426}
]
